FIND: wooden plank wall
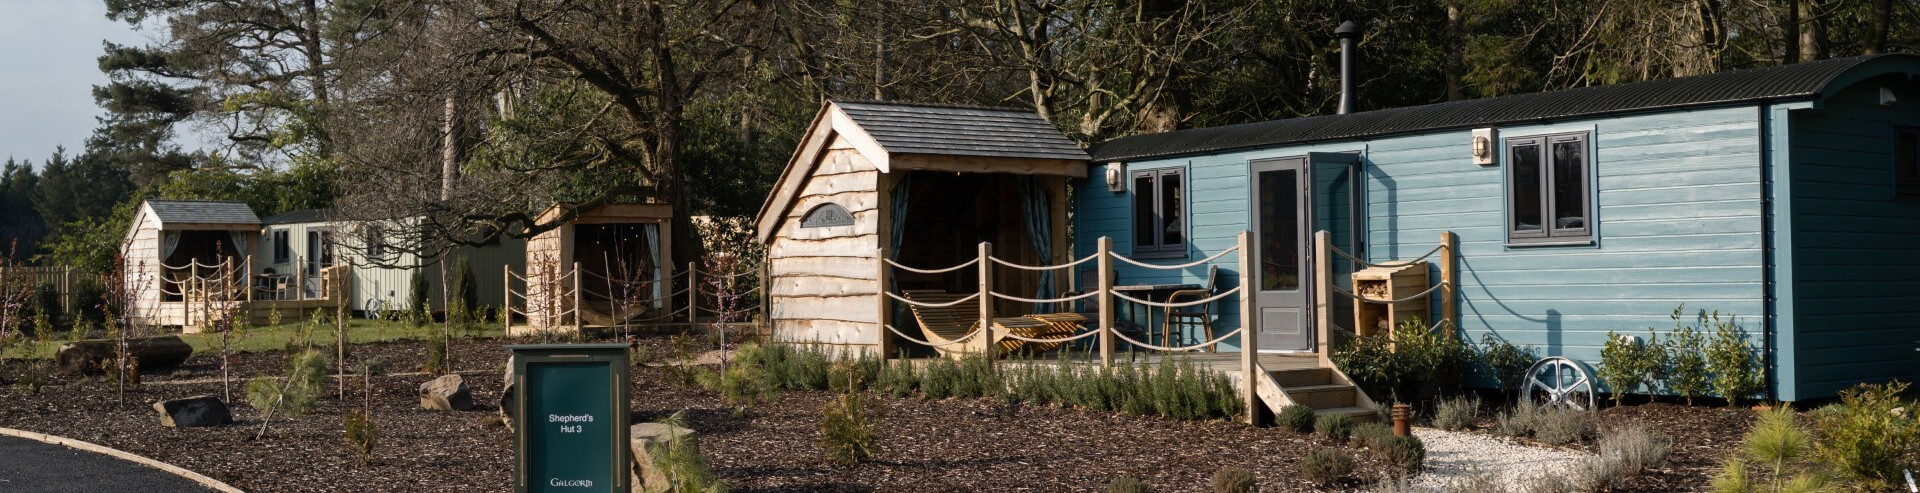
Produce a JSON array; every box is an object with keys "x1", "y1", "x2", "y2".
[
  {"x1": 123, "y1": 208, "x2": 163, "y2": 324},
  {"x1": 1786, "y1": 79, "x2": 1920, "y2": 399},
  {"x1": 767, "y1": 139, "x2": 882, "y2": 354}
]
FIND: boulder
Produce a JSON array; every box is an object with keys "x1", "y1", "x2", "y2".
[
  {"x1": 153, "y1": 395, "x2": 232, "y2": 428},
  {"x1": 630, "y1": 422, "x2": 696, "y2": 493},
  {"x1": 498, "y1": 356, "x2": 517, "y2": 431},
  {"x1": 419, "y1": 374, "x2": 474, "y2": 411},
  {"x1": 59, "y1": 335, "x2": 194, "y2": 374}
]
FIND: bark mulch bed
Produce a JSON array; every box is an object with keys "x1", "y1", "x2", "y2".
[
  {"x1": 1592, "y1": 401, "x2": 1755, "y2": 492},
  {"x1": 0, "y1": 334, "x2": 1750, "y2": 492}
]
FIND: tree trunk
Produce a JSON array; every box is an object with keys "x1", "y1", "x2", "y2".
[
  {"x1": 1798, "y1": 0, "x2": 1824, "y2": 62},
  {"x1": 1866, "y1": 0, "x2": 1892, "y2": 54},
  {"x1": 1445, "y1": 1, "x2": 1465, "y2": 101},
  {"x1": 58, "y1": 335, "x2": 192, "y2": 374},
  {"x1": 442, "y1": 95, "x2": 462, "y2": 201}
]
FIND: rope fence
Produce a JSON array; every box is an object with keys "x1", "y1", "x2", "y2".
[{"x1": 502, "y1": 257, "x2": 766, "y2": 333}]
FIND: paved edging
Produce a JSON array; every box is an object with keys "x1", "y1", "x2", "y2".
[{"x1": 0, "y1": 427, "x2": 244, "y2": 493}]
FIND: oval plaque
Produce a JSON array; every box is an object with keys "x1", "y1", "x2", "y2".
[{"x1": 800, "y1": 203, "x2": 855, "y2": 228}]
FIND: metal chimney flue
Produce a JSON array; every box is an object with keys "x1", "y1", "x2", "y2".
[{"x1": 1335, "y1": 21, "x2": 1362, "y2": 115}]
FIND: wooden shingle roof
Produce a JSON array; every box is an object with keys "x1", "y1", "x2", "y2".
[{"x1": 831, "y1": 100, "x2": 1089, "y2": 161}]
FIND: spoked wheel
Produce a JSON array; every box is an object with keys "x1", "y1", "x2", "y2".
[{"x1": 1523, "y1": 356, "x2": 1597, "y2": 411}]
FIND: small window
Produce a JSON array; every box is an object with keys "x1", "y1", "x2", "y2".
[
  {"x1": 1506, "y1": 132, "x2": 1592, "y2": 244},
  {"x1": 1130, "y1": 168, "x2": 1186, "y2": 258},
  {"x1": 363, "y1": 225, "x2": 385, "y2": 259},
  {"x1": 1897, "y1": 127, "x2": 1920, "y2": 196},
  {"x1": 272, "y1": 230, "x2": 290, "y2": 263}
]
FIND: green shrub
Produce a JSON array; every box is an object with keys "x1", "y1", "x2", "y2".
[
  {"x1": 356, "y1": 355, "x2": 391, "y2": 376},
  {"x1": 1598, "y1": 330, "x2": 1664, "y2": 405},
  {"x1": 1316, "y1": 413, "x2": 1356, "y2": 441},
  {"x1": 343, "y1": 409, "x2": 378, "y2": 464},
  {"x1": 407, "y1": 270, "x2": 429, "y2": 327},
  {"x1": 449, "y1": 256, "x2": 478, "y2": 323},
  {"x1": 876, "y1": 358, "x2": 919, "y2": 398},
  {"x1": 1809, "y1": 381, "x2": 1920, "y2": 489},
  {"x1": 827, "y1": 355, "x2": 881, "y2": 393},
  {"x1": 1495, "y1": 401, "x2": 1540, "y2": 437},
  {"x1": 920, "y1": 358, "x2": 958, "y2": 399},
  {"x1": 648, "y1": 412, "x2": 728, "y2": 493},
  {"x1": 1434, "y1": 394, "x2": 1480, "y2": 431},
  {"x1": 1106, "y1": 476, "x2": 1152, "y2": 493},
  {"x1": 1714, "y1": 406, "x2": 1829, "y2": 493},
  {"x1": 1332, "y1": 318, "x2": 1472, "y2": 402},
  {"x1": 29, "y1": 281, "x2": 61, "y2": 330},
  {"x1": 68, "y1": 277, "x2": 106, "y2": 328},
  {"x1": 1209, "y1": 465, "x2": 1256, "y2": 493},
  {"x1": 1374, "y1": 434, "x2": 1426, "y2": 472},
  {"x1": 1703, "y1": 311, "x2": 1763, "y2": 405},
  {"x1": 1350, "y1": 422, "x2": 1394, "y2": 449},
  {"x1": 1476, "y1": 333, "x2": 1536, "y2": 395},
  {"x1": 1663, "y1": 306, "x2": 1711, "y2": 406},
  {"x1": 1598, "y1": 422, "x2": 1672, "y2": 477},
  {"x1": 819, "y1": 390, "x2": 878, "y2": 465},
  {"x1": 1276, "y1": 404, "x2": 1316, "y2": 432},
  {"x1": 1299, "y1": 447, "x2": 1355, "y2": 485},
  {"x1": 246, "y1": 349, "x2": 330, "y2": 417},
  {"x1": 1533, "y1": 408, "x2": 1598, "y2": 446},
  {"x1": 423, "y1": 336, "x2": 449, "y2": 374}
]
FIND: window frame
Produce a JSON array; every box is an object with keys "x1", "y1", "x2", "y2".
[
  {"x1": 1504, "y1": 131, "x2": 1595, "y2": 246},
  {"x1": 1895, "y1": 126, "x2": 1920, "y2": 197},
  {"x1": 1129, "y1": 167, "x2": 1188, "y2": 259},
  {"x1": 271, "y1": 229, "x2": 290, "y2": 264}
]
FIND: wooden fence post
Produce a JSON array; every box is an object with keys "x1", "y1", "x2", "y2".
[
  {"x1": 1238, "y1": 231, "x2": 1260, "y2": 424},
  {"x1": 502, "y1": 264, "x2": 511, "y2": 335},
  {"x1": 1315, "y1": 231, "x2": 1333, "y2": 368},
  {"x1": 1097, "y1": 237, "x2": 1115, "y2": 367},
  {"x1": 876, "y1": 247, "x2": 892, "y2": 360},
  {"x1": 572, "y1": 262, "x2": 583, "y2": 333},
  {"x1": 977, "y1": 242, "x2": 995, "y2": 365},
  {"x1": 1440, "y1": 231, "x2": 1458, "y2": 337},
  {"x1": 686, "y1": 261, "x2": 698, "y2": 329}
]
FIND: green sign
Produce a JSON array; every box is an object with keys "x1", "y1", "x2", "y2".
[{"x1": 510, "y1": 344, "x2": 631, "y2": 493}]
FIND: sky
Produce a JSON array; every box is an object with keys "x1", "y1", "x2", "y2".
[{"x1": 0, "y1": 0, "x2": 154, "y2": 166}]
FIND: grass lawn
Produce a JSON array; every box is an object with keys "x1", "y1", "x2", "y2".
[{"x1": 2, "y1": 318, "x2": 502, "y2": 360}]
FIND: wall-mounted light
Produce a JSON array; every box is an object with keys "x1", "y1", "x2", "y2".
[
  {"x1": 1105, "y1": 162, "x2": 1126, "y2": 192},
  {"x1": 1881, "y1": 87, "x2": 1898, "y2": 107},
  {"x1": 1471, "y1": 128, "x2": 1496, "y2": 166}
]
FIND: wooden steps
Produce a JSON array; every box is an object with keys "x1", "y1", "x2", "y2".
[{"x1": 1252, "y1": 363, "x2": 1379, "y2": 424}]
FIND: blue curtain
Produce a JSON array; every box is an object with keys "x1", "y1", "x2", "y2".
[
  {"x1": 162, "y1": 231, "x2": 182, "y2": 261},
  {"x1": 1019, "y1": 176, "x2": 1052, "y2": 313},
  {"x1": 887, "y1": 173, "x2": 913, "y2": 326},
  {"x1": 642, "y1": 223, "x2": 663, "y2": 308}
]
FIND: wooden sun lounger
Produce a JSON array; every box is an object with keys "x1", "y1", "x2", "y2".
[{"x1": 900, "y1": 290, "x2": 1085, "y2": 358}]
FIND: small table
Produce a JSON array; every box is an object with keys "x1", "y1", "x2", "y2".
[{"x1": 1112, "y1": 284, "x2": 1200, "y2": 347}]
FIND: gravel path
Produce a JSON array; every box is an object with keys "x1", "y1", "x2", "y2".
[{"x1": 1406, "y1": 427, "x2": 1590, "y2": 490}]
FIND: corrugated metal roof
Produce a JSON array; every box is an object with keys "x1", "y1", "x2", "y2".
[
  {"x1": 261, "y1": 208, "x2": 331, "y2": 225},
  {"x1": 1092, "y1": 54, "x2": 1918, "y2": 162},
  {"x1": 146, "y1": 200, "x2": 261, "y2": 226},
  {"x1": 833, "y1": 100, "x2": 1090, "y2": 161}
]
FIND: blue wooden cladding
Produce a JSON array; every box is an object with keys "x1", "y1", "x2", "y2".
[{"x1": 1075, "y1": 56, "x2": 1920, "y2": 401}]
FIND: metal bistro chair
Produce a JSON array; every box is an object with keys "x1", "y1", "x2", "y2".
[{"x1": 1161, "y1": 265, "x2": 1218, "y2": 352}]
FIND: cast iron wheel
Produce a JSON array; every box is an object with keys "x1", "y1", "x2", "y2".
[{"x1": 1523, "y1": 356, "x2": 1597, "y2": 411}]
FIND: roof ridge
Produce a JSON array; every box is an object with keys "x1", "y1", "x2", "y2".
[{"x1": 831, "y1": 98, "x2": 1035, "y2": 114}]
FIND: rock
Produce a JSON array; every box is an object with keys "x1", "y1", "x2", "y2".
[
  {"x1": 419, "y1": 374, "x2": 474, "y2": 411},
  {"x1": 152, "y1": 395, "x2": 232, "y2": 428},
  {"x1": 629, "y1": 423, "x2": 696, "y2": 493},
  {"x1": 499, "y1": 357, "x2": 517, "y2": 431}
]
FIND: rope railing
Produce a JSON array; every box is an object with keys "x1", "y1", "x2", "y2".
[
  {"x1": 1327, "y1": 243, "x2": 1445, "y2": 270},
  {"x1": 1112, "y1": 286, "x2": 1243, "y2": 308},
  {"x1": 883, "y1": 257, "x2": 980, "y2": 275},
  {"x1": 987, "y1": 253, "x2": 1099, "y2": 271},
  {"x1": 882, "y1": 291, "x2": 981, "y2": 308},
  {"x1": 1329, "y1": 281, "x2": 1448, "y2": 304},
  {"x1": 883, "y1": 323, "x2": 986, "y2": 348},
  {"x1": 986, "y1": 289, "x2": 1100, "y2": 305},
  {"x1": 1109, "y1": 246, "x2": 1239, "y2": 270},
  {"x1": 1111, "y1": 326, "x2": 1246, "y2": 353}
]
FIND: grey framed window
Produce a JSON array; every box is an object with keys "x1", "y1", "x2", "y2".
[
  {"x1": 1506, "y1": 132, "x2": 1592, "y2": 244},
  {"x1": 1130, "y1": 168, "x2": 1186, "y2": 258},
  {"x1": 1896, "y1": 127, "x2": 1920, "y2": 196},
  {"x1": 272, "y1": 230, "x2": 290, "y2": 263}
]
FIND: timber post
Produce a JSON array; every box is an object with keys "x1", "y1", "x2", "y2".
[
  {"x1": 1097, "y1": 237, "x2": 1115, "y2": 367},
  {"x1": 1315, "y1": 231, "x2": 1334, "y2": 368},
  {"x1": 572, "y1": 262, "x2": 583, "y2": 333},
  {"x1": 502, "y1": 264, "x2": 511, "y2": 335},
  {"x1": 875, "y1": 247, "x2": 892, "y2": 360},
  {"x1": 1237, "y1": 230, "x2": 1259, "y2": 424},
  {"x1": 977, "y1": 242, "x2": 995, "y2": 365},
  {"x1": 1440, "y1": 231, "x2": 1458, "y2": 337},
  {"x1": 686, "y1": 261, "x2": 698, "y2": 329}
]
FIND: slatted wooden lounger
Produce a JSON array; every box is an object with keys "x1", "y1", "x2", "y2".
[{"x1": 900, "y1": 290, "x2": 1083, "y2": 358}]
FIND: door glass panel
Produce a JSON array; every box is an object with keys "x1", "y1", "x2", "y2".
[
  {"x1": 1551, "y1": 139, "x2": 1586, "y2": 230},
  {"x1": 1259, "y1": 169, "x2": 1299, "y2": 291},
  {"x1": 1133, "y1": 174, "x2": 1155, "y2": 247},
  {"x1": 1510, "y1": 143, "x2": 1543, "y2": 232},
  {"x1": 1160, "y1": 173, "x2": 1184, "y2": 247}
]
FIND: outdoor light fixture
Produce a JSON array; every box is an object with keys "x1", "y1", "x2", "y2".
[
  {"x1": 1881, "y1": 87, "x2": 1898, "y2": 106},
  {"x1": 1471, "y1": 128, "x2": 1496, "y2": 166},
  {"x1": 1105, "y1": 162, "x2": 1126, "y2": 192}
]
